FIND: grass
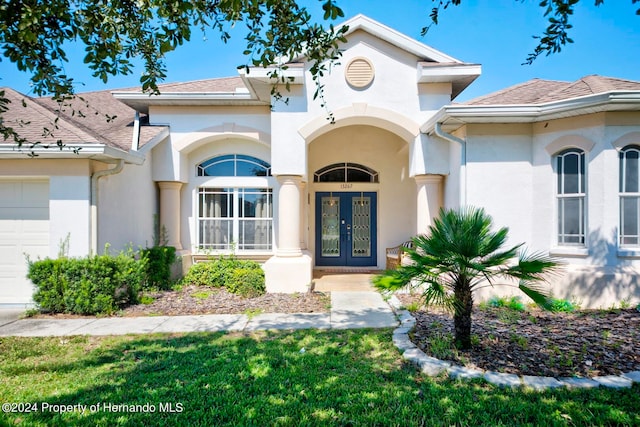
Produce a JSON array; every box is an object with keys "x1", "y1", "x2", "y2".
[{"x1": 0, "y1": 330, "x2": 638, "y2": 426}]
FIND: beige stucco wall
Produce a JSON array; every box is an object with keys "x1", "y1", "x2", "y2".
[
  {"x1": 461, "y1": 112, "x2": 640, "y2": 308},
  {"x1": 98, "y1": 154, "x2": 158, "y2": 252},
  {"x1": 308, "y1": 125, "x2": 415, "y2": 268}
]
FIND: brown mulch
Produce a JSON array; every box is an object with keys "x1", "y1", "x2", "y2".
[
  {"x1": 396, "y1": 294, "x2": 640, "y2": 378},
  {"x1": 31, "y1": 285, "x2": 330, "y2": 319},
  {"x1": 119, "y1": 285, "x2": 330, "y2": 317}
]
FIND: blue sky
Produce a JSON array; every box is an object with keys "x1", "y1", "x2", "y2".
[{"x1": 1, "y1": 1, "x2": 638, "y2": 102}]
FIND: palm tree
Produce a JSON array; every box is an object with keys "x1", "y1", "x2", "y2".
[{"x1": 375, "y1": 207, "x2": 558, "y2": 349}]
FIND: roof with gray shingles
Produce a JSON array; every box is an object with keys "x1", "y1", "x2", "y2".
[
  {"x1": 462, "y1": 75, "x2": 640, "y2": 106},
  {"x1": 2, "y1": 87, "x2": 167, "y2": 151}
]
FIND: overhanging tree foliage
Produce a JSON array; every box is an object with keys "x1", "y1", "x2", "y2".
[
  {"x1": 0, "y1": 0, "x2": 347, "y2": 146},
  {"x1": 1, "y1": 0, "x2": 637, "y2": 147}
]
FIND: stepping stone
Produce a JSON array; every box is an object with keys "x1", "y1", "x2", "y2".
[
  {"x1": 593, "y1": 375, "x2": 633, "y2": 389},
  {"x1": 484, "y1": 371, "x2": 522, "y2": 388},
  {"x1": 522, "y1": 375, "x2": 564, "y2": 391}
]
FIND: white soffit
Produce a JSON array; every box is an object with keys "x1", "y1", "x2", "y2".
[{"x1": 418, "y1": 63, "x2": 482, "y2": 83}]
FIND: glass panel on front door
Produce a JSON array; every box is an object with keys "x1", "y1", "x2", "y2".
[
  {"x1": 321, "y1": 196, "x2": 341, "y2": 257},
  {"x1": 315, "y1": 192, "x2": 377, "y2": 267},
  {"x1": 352, "y1": 196, "x2": 371, "y2": 257}
]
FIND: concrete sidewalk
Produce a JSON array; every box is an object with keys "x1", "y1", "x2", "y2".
[{"x1": 0, "y1": 290, "x2": 398, "y2": 337}]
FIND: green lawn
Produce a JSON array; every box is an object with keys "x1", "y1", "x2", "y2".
[{"x1": 0, "y1": 329, "x2": 638, "y2": 426}]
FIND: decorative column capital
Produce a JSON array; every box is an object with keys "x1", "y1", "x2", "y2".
[
  {"x1": 157, "y1": 181, "x2": 184, "y2": 190},
  {"x1": 276, "y1": 175, "x2": 304, "y2": 186},
  {"x1": 414, "y1": 174, "x2": 444, "y2": 185}
]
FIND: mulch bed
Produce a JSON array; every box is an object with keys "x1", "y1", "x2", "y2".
[
  {"x1": 396, "y1": 294, "x2": 640, "y2": 378},
  {"x1": 120, "y1": 285, "x2": 330, "y2": 317}
]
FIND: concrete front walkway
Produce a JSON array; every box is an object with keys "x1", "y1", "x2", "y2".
[{"x1": 0, "y1": 273, "x2": 398, "y2": 337}]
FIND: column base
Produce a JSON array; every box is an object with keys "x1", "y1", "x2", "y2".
[{"x1": 264, "y1": 251, "x2": 313, "y2": 293}]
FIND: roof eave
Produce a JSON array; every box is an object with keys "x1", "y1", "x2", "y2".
[
  {"x1": 422, "y1": 91, "x2": 640, "y2": 133},
  {"x1": 112, "y1": 91, "x2": 267, "y2": 113},
  {"x1": 418, "y1": 63, "x2": 482, "y2": 100},
  {"x1": 0, "y1": 143, "x2": 146, "y2": 165}
]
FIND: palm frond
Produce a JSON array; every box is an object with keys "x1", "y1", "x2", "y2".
[{"x1": 518, "y1": 280, "x2": 553, "y2": 309}]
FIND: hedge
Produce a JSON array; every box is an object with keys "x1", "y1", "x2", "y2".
[{"x1": 28, "y1": 251, "x2": 148, "y2": 315}]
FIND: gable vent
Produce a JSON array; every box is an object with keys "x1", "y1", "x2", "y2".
[{"x1": 345, "y1": 57, "x2": 374, "y2": 88}]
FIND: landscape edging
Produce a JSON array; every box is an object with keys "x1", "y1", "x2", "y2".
[{"x1": 386, "y1": 295, "x2": 639, "y2": 391}]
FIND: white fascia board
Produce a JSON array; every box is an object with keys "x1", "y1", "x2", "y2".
[
  {"x1": 112, "y1": 91, "x2": 257, "y2": 103},
  {"x1": 339, "y1": 14, "x2": 461, "y2": 63},
  {"x1": 239, "y1": 65, "x2": 306, "y2": 84},
  {"x1": 0, "y1": 143, "x2": 146, "y2": 165},
  {"x1": 137, "y1": 128, "x2": 170, "y2": 155},
  {"x1": 422, "y1": 91, "x2": 640, "y2": 132},
  {"x1": 418, "y1": 63, "x2": 482, "y2": 83}
]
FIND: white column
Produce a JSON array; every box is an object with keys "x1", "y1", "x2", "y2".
[
  {"x1": 299, "y1": 180, "x2": 307, "y2": 250},
  {"x1": 264, "y1": 174, "x2": 312, "y2": 293},
  {"x1": 158, "y1": 181, "x2": 183, "y2": 250},
  {"x1": 276, "y1": 175, "x2": 302, "y2": 257},
  {"x1": 415, "y1": 174, "x2": 444, "y2": 235}
]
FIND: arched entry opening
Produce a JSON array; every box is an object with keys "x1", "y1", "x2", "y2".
[
  {"x1": 307, "y1": 125, "x2": 415, "y2": 269},
  {"x1": 314, "y1": 163, "x2": 380, "y2": 266}
]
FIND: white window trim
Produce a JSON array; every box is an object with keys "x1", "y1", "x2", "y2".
[
  {"x1": 554, "y1": 148, "x2": 588, "y2": 248},
  {"x1": 618, "y1": 145, "x2": 640, "y2": 249},
  {"x1": 193, "y1": 176, "x2": 276, "y2": 255}
]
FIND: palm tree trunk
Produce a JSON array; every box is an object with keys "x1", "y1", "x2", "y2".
[{"x1": 453, "y1": 280, "x2": 474, "y2": 349}]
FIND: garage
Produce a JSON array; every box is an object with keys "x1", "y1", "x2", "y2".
[{"x1": 0, "y1": 179, "x2": 50, "y2": 307}]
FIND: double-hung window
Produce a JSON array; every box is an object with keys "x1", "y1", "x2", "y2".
[
  {"x1": 619, "y1": 145, "x2": 640, "y2": 246},
  {"x1": 196, "y1": 155, "x2": 273, "y2": 251},
  {"x1": 556, "y1": 148, "x2": 586, "y2": 245}
]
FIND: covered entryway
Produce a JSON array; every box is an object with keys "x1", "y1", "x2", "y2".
[
  {"x1": 0, "y1": 179, "x2": 50, "y2": 306},
  {"x1": 315, "y1": 191, "x2": 377, "y2": 266}
]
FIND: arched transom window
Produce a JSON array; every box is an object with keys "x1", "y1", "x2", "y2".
[
  {"x1": 314, "y1": 163, "x2": 379, "y2": 183},
  {"x1": 197, "y1": 154, "x2": 271, "y2": 177}
]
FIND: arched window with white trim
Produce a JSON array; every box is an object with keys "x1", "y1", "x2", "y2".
[
  {"x1": 196, "y1": 155, "x2": 272, "y2": 251},
  {"x1": 556, "y1": 148, "x2": 586, "y2": 245},
  {"x1": 619, "y1": 145, "x2": 640, "y2": 246},
  {"x1": 313, "y1": 163, "x2": 379, "y2": 183},
  {"x1": 197, "y1": 154, "x2": 271, "y2": 177}
]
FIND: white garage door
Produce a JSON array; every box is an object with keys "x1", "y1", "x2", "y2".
[{"x1": 0, "y1": 180, "x2": 50, "y2": 307}]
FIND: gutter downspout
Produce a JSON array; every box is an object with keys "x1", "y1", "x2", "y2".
[
  {"x1": 90, "y1": 160, "x2": 124, "y2": 254},
  {"x1": 435, "y1": 122, "x2": 467, "y2": 207}
]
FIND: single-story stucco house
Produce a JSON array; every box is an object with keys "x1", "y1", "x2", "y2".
[{"x1": 1, "y1": 15, "x2": 639, "y2": 308}]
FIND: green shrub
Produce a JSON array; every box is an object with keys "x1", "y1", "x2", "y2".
[
  {"x1": 140, "y1": 246, "x2": 176, "y2": 290},
  {"x1": 28, "y1": 258, "x2": 69, "y2": 313},
  {"x1": 29, "y1": 251, "x2": 146, "y2": 315},
  {"x1": 182, "y1": 256, "x2": 244, "y2": 288},
  {"x1": 181, "y1": 262, "x2": 220, "y2": 287},
  {"x1": 545, "y1": 298, "x2": 579, "y2": 313},
  {"x1": 483, "y1": 295, "x2": 525, "y2": 312},
  {"x1": 227, "y1": 266, "x2": 266, "y2": 298},
  {"x1": 181, "y1": 256, "x2": 265, "y2": 298}
]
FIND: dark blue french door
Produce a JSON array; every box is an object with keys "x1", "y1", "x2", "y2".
[{"x1": 315, "y1": 192, "x2": 377, "y2": 266}]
